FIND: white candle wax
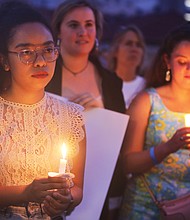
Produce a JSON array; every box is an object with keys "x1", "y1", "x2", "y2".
[
  {"x1": 48, "y1": 172, "x2": 61, "y2": 177},
  {"x1": 59, "y1": 158, "x2": 67, "y2": 174},
  {"x1": 59, "y1": 143, "x2": 67, "y2": 174},
  {"x1": 185, "y1": 114, "x2": 190, "y2": 127}
]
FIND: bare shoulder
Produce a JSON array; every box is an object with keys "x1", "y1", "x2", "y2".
[
  {"x1": 127, "y1": 91, "x2": 150, "y2": 113},
  {"x1": 131, "y1": 90, "x2": 150, "y2": 104},
  {"x1": 124, "y1": 90, "x2": 151, "y2": 153}
]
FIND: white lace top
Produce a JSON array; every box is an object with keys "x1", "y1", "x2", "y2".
[{"x1": 0, "y1": 92, "x2": 85, "y2": 186}]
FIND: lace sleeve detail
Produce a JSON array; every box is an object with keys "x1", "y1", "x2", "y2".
[{"x1": 65, "y1": 102, "x2": 85, "y2": 159}]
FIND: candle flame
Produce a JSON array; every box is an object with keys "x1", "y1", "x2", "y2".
[
  {"x1": 185, "y1": 114, "x2": 190, "y2": 127},
  {"x1": 61, "y1": 143, "x2": 67, "y2": 159}
]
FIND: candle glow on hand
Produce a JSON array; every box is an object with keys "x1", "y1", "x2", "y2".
[
  {"x1": 59, "y1": 143, "x2": 67, "y2": 174},
  {"x1": 185, "y1": 114, "x2": 190, "y2": 127}
]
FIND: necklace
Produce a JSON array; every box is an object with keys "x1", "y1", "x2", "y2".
[{"x1": 63, "y1": 61, "x2": 89, "y2": 77}]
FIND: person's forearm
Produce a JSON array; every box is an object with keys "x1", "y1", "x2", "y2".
[
  {"x1": 70, "y1": 185, "x2": 83, "y2": 207},
  {"x1": 65, "y1": 185, "x2": 83, "y2": 215},
  {"x1": 0, "y1": 185, "x2": 28, "y2": 208},
  {"x1": 124, "y1": 143, "x2": 171, "y2": 174}
]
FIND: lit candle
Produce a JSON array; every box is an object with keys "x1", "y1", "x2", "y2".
[
  {"x1": 185, "y1": 114, "x2": 190, "y2": 127},
  {"x1": 59, "y1": 143, "x2": 67, "y2": 174}
]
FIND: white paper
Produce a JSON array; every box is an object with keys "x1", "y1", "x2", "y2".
[{"x1": 67, "y1": 108, "x2": 129, "y2": 220}]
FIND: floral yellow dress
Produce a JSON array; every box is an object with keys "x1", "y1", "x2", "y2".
[
  {"x1": 0, "y1": 92, "x2": 85, "y2": 219},
  {"x1": 119, "y1": 88, "x2": 190, "y2": 220}
]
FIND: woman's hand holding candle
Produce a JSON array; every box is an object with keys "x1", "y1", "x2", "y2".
[
  {"x1": 43, "y1": 178, "x2": 72, "y2": 218},
  {"x1": 45, "y1": 143, "x2": 75, "y2": 217}
]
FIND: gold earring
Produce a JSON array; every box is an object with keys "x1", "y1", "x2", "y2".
[{"x1": 165, "y1": 70, "x2": 171, "y2": 82}]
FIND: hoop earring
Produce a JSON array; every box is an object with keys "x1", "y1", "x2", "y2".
[
  {"x1": 165, "y1": 70, "x2": 171, "y2": 82},
  {"x1": 95, "y1": 38, "x2": 99, "y2": 51}
]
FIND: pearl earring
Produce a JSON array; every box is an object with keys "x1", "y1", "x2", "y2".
[{"x1": 165, "y1": 70, "x2": 171, "y2": 82}]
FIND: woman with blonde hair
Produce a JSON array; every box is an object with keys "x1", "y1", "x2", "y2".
[{"x1": 108, "y1": 25, "x2": 146, "y2": 109}]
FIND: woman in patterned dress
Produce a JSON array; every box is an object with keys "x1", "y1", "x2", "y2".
[
  {"x1": 119, "y1": 23, "x2": 190, "y2": 219},
  {"x1": 0, "y1": 1, "x2": 86, "y2": 219}
]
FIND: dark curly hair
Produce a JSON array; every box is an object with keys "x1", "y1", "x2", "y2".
[{"x1": 0, "y1": 0, "x2": 53, "y2": 92}]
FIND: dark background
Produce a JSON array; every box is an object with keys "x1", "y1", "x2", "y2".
[
  {"x1": 24, "y1": 0, "x2": 188, "y2": 46},
  {"x1": 1, "y1": 0, "x2": 187, "y2": 69}
]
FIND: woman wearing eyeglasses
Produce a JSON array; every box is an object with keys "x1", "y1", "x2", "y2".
[{"x1": 0, "y1": 1, "x2": 86, "y2": 219}]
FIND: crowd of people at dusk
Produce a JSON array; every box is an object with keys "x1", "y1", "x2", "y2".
[{"x1": 0, "y1": 0, "x2": 189, "y2": 220}]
